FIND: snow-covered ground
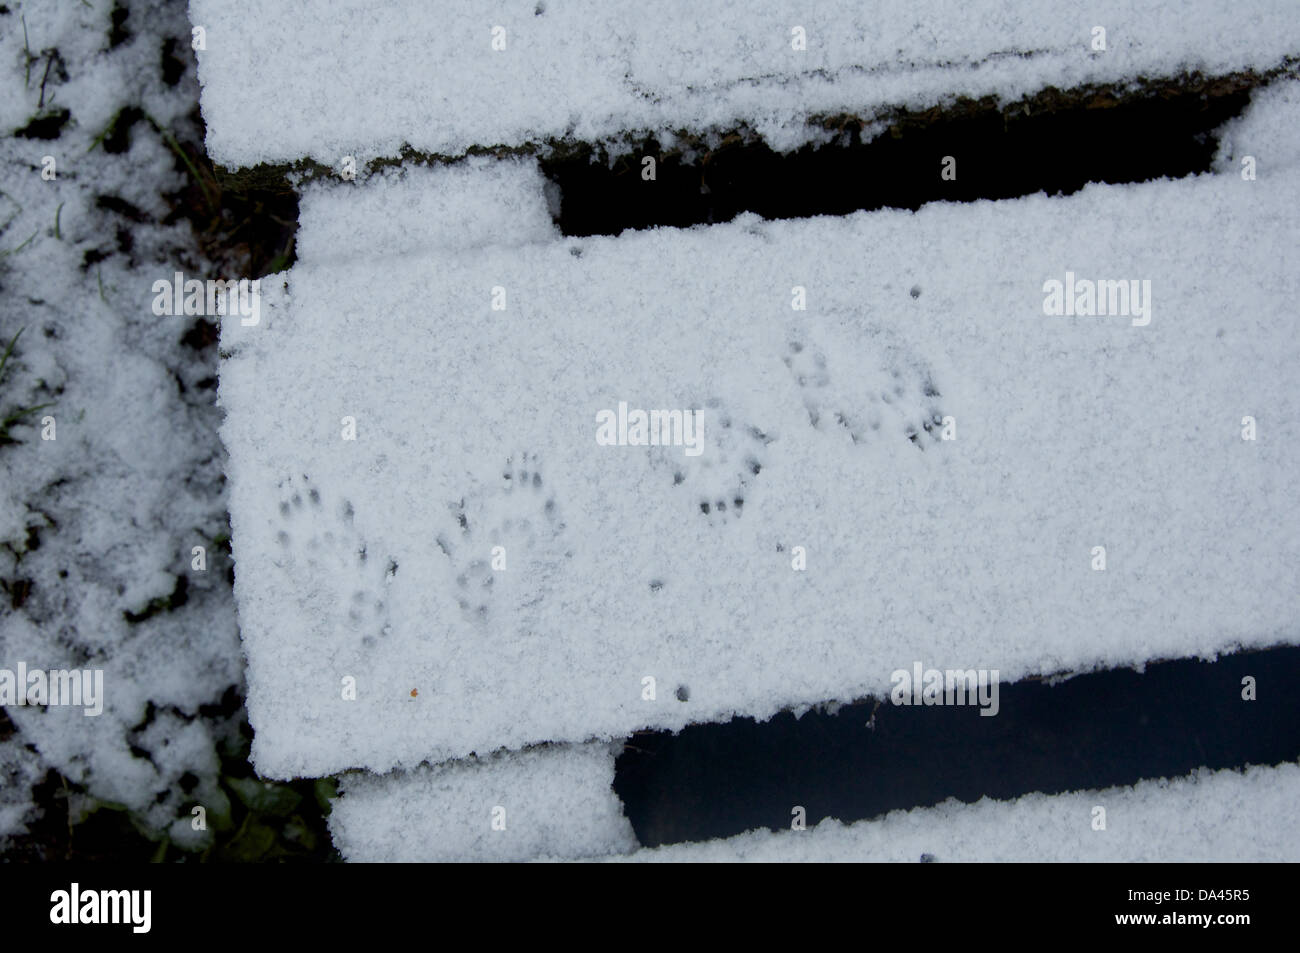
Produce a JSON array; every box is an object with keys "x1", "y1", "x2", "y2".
[{"x1": 1, "y1": 0, "x2": 245, "y2": 849}]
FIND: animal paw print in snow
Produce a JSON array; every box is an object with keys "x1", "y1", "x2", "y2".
[
  {"x1": 274, "y1": 474, "x2": 395, "y2": 647},
  {"x1": 669, "y1": 398, "x2": 771, "y2": 525},
  {"x1": 437, "y1": 505, "x2": 494, "y2": 625},
  {"x1": 436, "y1": 451, "x2": 565, "y2": 625},
  {"x1": 783, "y1": 336, "x2": 946, "y2": 450}
]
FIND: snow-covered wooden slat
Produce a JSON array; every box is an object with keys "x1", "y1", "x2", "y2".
[
  {"x1": 219, "y1": 161, "x2": 1300, "y2": 779},
  {"x1": 610, "y1": 761, "x2": 1300, "y2": 862},
  {"x1": 191, "y1": 0, "x2": 1300, "y2": 167},
  {"x1": 328, "y1": 742, "x2": 635, "y2": 862}
]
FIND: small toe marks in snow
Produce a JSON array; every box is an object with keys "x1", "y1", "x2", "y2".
[
  {"x1": 273, "y1": 474, "x2": 394, "y2": 646},
  {"x1": 436, "y1": 451, "x2": 566, "y2": 625},
  {"x1": 661, "y1": 397, "x2": 771, "y2": 525},
  {"x1": 783, "y1": 336, "x2": 947, "y2": 451}
]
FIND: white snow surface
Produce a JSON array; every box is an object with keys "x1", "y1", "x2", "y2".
[
  {"x1": 1214, "y1": 78, "x2": 1300, "y2": 175},
  {"x1": 294, "y1": 158, "x2": 558, "y2": 268},
  {"x1": 329, "y1": 741, "x2": 636, "y2": 862},
  {"x1": 221, "y1": 159, "x2": 1300, "y2": 779},
  {"x1": 610, "y1": 761, "x2": 1300, "y2": 862},
  {"x1": 191, "y1": 0, "x2": 1300, "y2": 167}
]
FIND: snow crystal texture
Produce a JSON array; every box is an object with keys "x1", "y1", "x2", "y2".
[
  {"x1": 1, "y1": 0, "x2": 243, "y2": 846},
  {"x1": 329, "y1": 742, "x2": 636, "y2": 862},
  {"x1": 220, "y1": 162, "x2": 1300, "y2": 778},
  {"x1": 294, "y1": 158, "x2": 558, "y2": 268},
  {"x1": 192, "y1": 1, "x2": 1300, "y2": 167}
]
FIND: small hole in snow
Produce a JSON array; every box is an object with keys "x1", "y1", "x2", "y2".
[
  {"x1": 676, "y1": 685, "x2": 690, "y2": 702},
  {"x1": 910, "y1": 285, "x2": 921, "y2": 299}
]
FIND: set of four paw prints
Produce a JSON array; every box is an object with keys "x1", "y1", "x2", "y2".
[{"x1": 271, "y1": 336, "x2": 946, "y2": 637}]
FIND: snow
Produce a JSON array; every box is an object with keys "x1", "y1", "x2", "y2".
[
  {"x1": 191, "y1": 0, "x2": 1300, "y2": 168},
  {"x1": 611, "y1": 761, "x2": 1300, "y2": 862},
  {"x1": 5, "y1": 0, "x2": 1296, "y2": 862},
  {"x1": 329, "y1": 741, "x2": 636, "y2": 862},
  {"x1": 295, "y1": 158, "x2": 558, "y2": 268},
  {"x1": 209, "y1": 6, "x2": 1299, "y2": 865},
  {"x1": 221, "y1": 158, "x2": 1300, "y2": 779},
  {"x1": 0, "y1": 0, "x2": 243, "y2": 846},
  {"x1": 0, "y1": 727, "x2": 45, "y2": 841},
  {"x1": 1214, "y1": 78, "x2": 1300, "y2": 176}
]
